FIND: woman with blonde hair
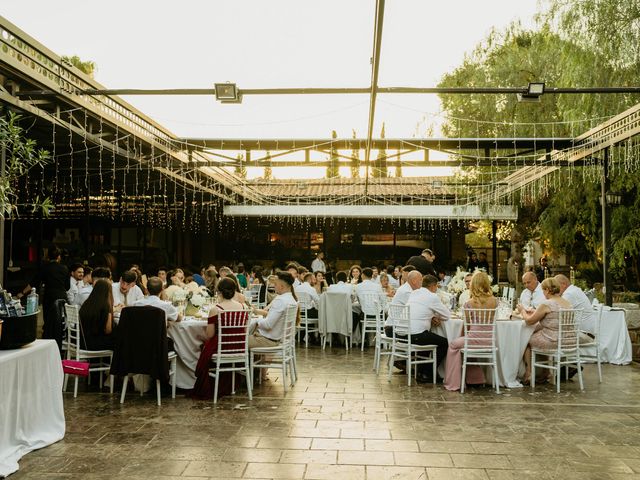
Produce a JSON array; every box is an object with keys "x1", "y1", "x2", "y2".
[
  {"x1": 518, "y1": 277, "x2": 585, "y2": 384},
  {"x1": 444, "y1": 271, "x2": 497, "y2": 391}
]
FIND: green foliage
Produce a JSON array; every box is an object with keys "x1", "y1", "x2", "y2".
[
  {"x1": 372, "y1": 123, "x2": 387, "y2": 178},
  {"x1": 62, "y1": 55, "x2": 97, "y2": 77},
  {"x1": 437, "y1": 2, "x2": 640, "y2": 287},
  {"x1": 0, "y1": 112, "x2": 51, "y2": 218},
  {"x1": 326, "y1": 130, "x2": 340, "y2": 178}
]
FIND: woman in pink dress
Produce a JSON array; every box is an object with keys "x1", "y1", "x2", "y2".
[
  {"x1": 517, "y1": 277, "x2": 580, "y2": 384},
  {"x1": 190, "y1": 277, "x2": 247, "y2": 399},
  {"x1": 444, "y1": 271, "x2": 497, "y2": 391}
]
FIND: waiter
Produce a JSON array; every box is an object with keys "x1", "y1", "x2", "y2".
[
  {"x1": 17, "y1": 246, "x2": 69, "y2": 349},
  {"x1": 406, "y1": 248, "x2": 437, "y2": 277}
]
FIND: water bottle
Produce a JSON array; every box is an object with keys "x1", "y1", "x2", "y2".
[{"x1": 26, "y1": 290, "x2": 39, "y2": 315}]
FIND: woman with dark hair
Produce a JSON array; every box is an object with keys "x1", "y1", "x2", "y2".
[
  {"x1": 250, "y1": 267, "x2": 268, "y2": 305},
  {"x1": 221, "y1": 273, "x2": 247, "y2": 305},
  {"x1": 249, "y1": 271, "x2": 298, "y2": 348},
  {"x1": 78, "y1": 278, "x2": 115, "y2": 350},
  {"x1": 349, "y1": 265, "x2": 362, "y2": 285},
  {"x1": 313, "y1": 271, "x2": 329, "y2": 294},
  {"x1": 190, "y1": 277, "x2": 247, "y2": 399}
]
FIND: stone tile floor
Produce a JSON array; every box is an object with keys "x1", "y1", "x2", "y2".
[{"x1": 11, "y1": 346, "x2": 640, "y2": 479}]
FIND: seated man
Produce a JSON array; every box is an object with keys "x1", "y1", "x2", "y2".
[
  {"x1": 295, "y1": 272, "x2": 320, "y2": 318},
  {"x1": 112, "y1": 269, "x2": 145, "y2": 312},
  {"x1": 327, "y1": 270, "x2": 360, "y2": 333},
  {"x1": 555, "y1": 274, "x2": 596, "y2": 334},
  {"x1": 385, "y1": 270, "x2": 423, "y2": 337},
  {"x1": 519, "y1": 271, "x2": 545, "y2": 310},
  {"x1": 133, "y1": 276, "x2": 181, "y2": 323},
  {"x1": 404, "y1": 274, "x2": 451, "y2": 383},
  {"x1": 355, "y1": 268, "x2": 387, "y2": 342}
]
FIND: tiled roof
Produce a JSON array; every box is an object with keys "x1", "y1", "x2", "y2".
[{"x1": 246, "y1": 177, "x2": 453, "y2": 198}]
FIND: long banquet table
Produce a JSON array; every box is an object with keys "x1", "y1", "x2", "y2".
[{"x1": 0, "y1": 340, "x2": 65, "y2": 477}]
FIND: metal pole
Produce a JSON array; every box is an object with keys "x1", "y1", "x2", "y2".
[
  {"x1": 0, "y1": 143, "x2": 5, "y2": 287},
  {"x1": 492, "y1": 220, "x2": 498, "y2": 281},
  {"x1": 602, "y1": 147, "x2": 612, "y2": 306}
]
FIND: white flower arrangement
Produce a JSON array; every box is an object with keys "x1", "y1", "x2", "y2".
[
  {"x1": 190, "y1": 293, "x2": 205, "y2": 307},
  {"x1": 436, "y1": 289, "x2": 452, "y2": 307},
  {"x1": 447, "y1": 266, "x2": 499, "y2": 296},
  {"x1": 447, "y1": 267, "x2": 469, "y2": 296}
]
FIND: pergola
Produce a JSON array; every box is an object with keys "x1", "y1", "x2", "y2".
[{"x1": 1, "y1": 8, "x2": 639, "y2": 304}]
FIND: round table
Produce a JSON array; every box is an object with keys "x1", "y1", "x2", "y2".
[{"x1": 167, "y1": 318, "x2": 208, "y2": 389}]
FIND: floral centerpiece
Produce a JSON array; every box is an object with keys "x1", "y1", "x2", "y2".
[
  {"x1": 446, "y1": 266, "x2": 499, "y2": 300},
  {"x1": 165, "y1": 282, "x2": 210, "y2": 317}
]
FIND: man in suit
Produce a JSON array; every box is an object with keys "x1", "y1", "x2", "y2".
[{"x1": 406, "y1": 248, "x2": 437, "y2": 277}]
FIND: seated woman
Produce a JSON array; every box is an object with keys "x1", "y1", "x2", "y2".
[
  {"x1": 379, "y1": 272, "x2": 396, "y2": 298},
  {"x1": 349, "y1": 265, "x2": 362, "y2": 285},
  {"x1": 78, "y1": 278, "x2": 115, "y2": 350},
  {"x1": 518, "y1": 277, "x2": 587, "y2": 384},
  {"x1": 313, "y1": 271, "x2": 329, "y2": 294},
  {"x1": 190, "y1": 277, "x2": 247, "y2": 399},
  {"x1": 249, "y1": 271, "x2": 298, "y2": 348},
  {"x1": 444, "y1": 271, "x2": 497, "y2": 391}
]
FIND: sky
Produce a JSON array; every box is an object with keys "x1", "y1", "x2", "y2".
[{"x1": 3, "y1": 1, "x2": 541, "y2": 178}]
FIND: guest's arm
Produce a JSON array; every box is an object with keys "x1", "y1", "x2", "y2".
[
  {"x1": 105, "y1": 313, "x2": 113, "y2": 335},
  {"x1": 517, "y1": 303, "x2": 550, "y2": 325}
]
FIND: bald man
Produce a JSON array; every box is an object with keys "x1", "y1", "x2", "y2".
[
  {"x1": 385, "y1": 271, "x2": 423, "y2": 334},
  {"x1": 555, "y1": 274, "x2": 596, "y2": 334},
  {"x1": 519, "y1": 271, "x2": 545, "y2": 309}
]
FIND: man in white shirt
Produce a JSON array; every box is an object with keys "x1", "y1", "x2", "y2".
[
  {"x1": 112, "y1": 269, "x2": 145, "y2": 312},
  {"x1": 133, "y1": 276, "x2": 181, "y2": 323},
  {"x1": 385, "y1": 270, "x2": 423, "y2": 333},
  {"x1": 519, "y1": 271, "x2": 545, "y2": 309},
  {"x1": 295, "y1": 272, "x2": 320, "y2": 318},
  {"x1": 327, "y1": 271, "x2": 354, "y2": 295},
  {"x1": 75, "y1": 266, "x2": 113, "y2": 306},
  {"x1": 555, "y1": 274, "x2": 596, "y2": 334},
  {"x1": 286, "y1": 263, "x2": 302, "y2": 287},
  {"x1": 386, "y1": 265, "x2": 400, "y2": 289},
  {"x1": 355, "y1": 268, "x2": 387, "y2": 314},
  {"x1": 404, "y1": 274, "x2": 451, "y2": 383},
  {"x1": 371, "y1": 266, "x2": 380, "y2": 284},
  {"x1": 66, "y1": 263, "x2": 85, "y2": 304},
  {"x1": 311, "y1": 252, "x2": 326, "y2": 274},
  {"x1": 458, "y1": 274, "x2": 473, "y2": 307}
]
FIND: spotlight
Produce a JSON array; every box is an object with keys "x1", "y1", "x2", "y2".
[
  {"x1": 517, "y1": 82, "x2": 545, "y2": 103},
  {"x1": 214, "y1": 83, "x2": 241, "y2": 103}
]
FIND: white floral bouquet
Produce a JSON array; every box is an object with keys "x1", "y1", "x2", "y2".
[
  {"x1": 436, "y1": 289, "x2": 453, "y2": 307},
  {"x1": 447, "y1": 266, "x2": 499, "y2": 296},
  {"x1": 447, "y1": 267, "x2": 469, "y2": 296}
]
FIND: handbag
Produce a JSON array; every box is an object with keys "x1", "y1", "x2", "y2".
[
  {"x1": 61, "y1": 312, "x2": 90, "y2": 377},
  {"x1": 62, "y1": 359, "x2": 90, "y2": 376}
]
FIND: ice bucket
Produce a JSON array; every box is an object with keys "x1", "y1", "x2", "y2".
[{"x1": 0, "y1": 312, "x2": 38, "y2": 349}]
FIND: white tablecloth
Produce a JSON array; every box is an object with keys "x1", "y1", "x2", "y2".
[
  {"x1": 167, "y1": 319, "x2": 208, "y2": 389},
  {"x1": 432, "y1": 318, "x2": 536, "y2": 388},
  {"x1": 0, "y1": 340, "x2": 65, "y2": 477},
  {"x1": 582, "y1": 307, "x2": 632, "y2": 365}
]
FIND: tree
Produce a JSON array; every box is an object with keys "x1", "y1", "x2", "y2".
[
  {"x1": 234, "y1": 153, "x2": 247, "y2": 179},
  {"x1": 350, "y1": 129, "x2": 360, "y2": 178},
  {"x1": 326, "y1": 130, "x2": 340, "y2": 178},
  {"x1": 61, "y1": 55, "x2": 97, "y2": 78},
  {"x1": 0, "y1": 112, "x2": 52, "y2": 218},
  {"x1": 372, "y1": 123, "x2": 388, "y2": 178},
  {"x1": 263, "y1": 151, "x2": 273, "y2": 180},
  {"x1": 437, "y1": 10, "x2": 640, "y2": 286}
]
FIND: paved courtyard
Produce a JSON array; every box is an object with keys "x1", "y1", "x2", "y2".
[{"x1": 12, "y1": 346, "x2": 640, "y2": 480}]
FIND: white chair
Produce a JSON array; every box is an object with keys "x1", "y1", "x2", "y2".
[
  {"x1": 63, "y1": 304, "x2": 113, "y2": 398},
  {"x1": 296, "y1": 291, "x2": 319, "y2": 348},
  {"x1": 374, "y1": 302, "x2": 394, "y2": 374},
  {"x1": 460, "y1": 307, "x2": 500, "y2": 394},
  {"x1": 120, "y1": 353, "x2": 177, "y2": 406},
  {"x1": 357, "y1": 292, "x2": 384, "y2": 351},
  {"x1": 246, "y1": 284, "x2": 266, "y2": 309},
  {"x1": 531, "y1": 308, "x2": 584, "y2": 393},
  {"x1": 209, "y1": 310, "x2": 252, "y2": 403},
  {"x1": 251, "y1": 304, "x2": 298, "y2": 392},
  {"x1": 387, "y1": 304, "x2": 437, "y2": 386},
  {"x1": 580, "y1": 305, "x2": 603, "y2": 383}
]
